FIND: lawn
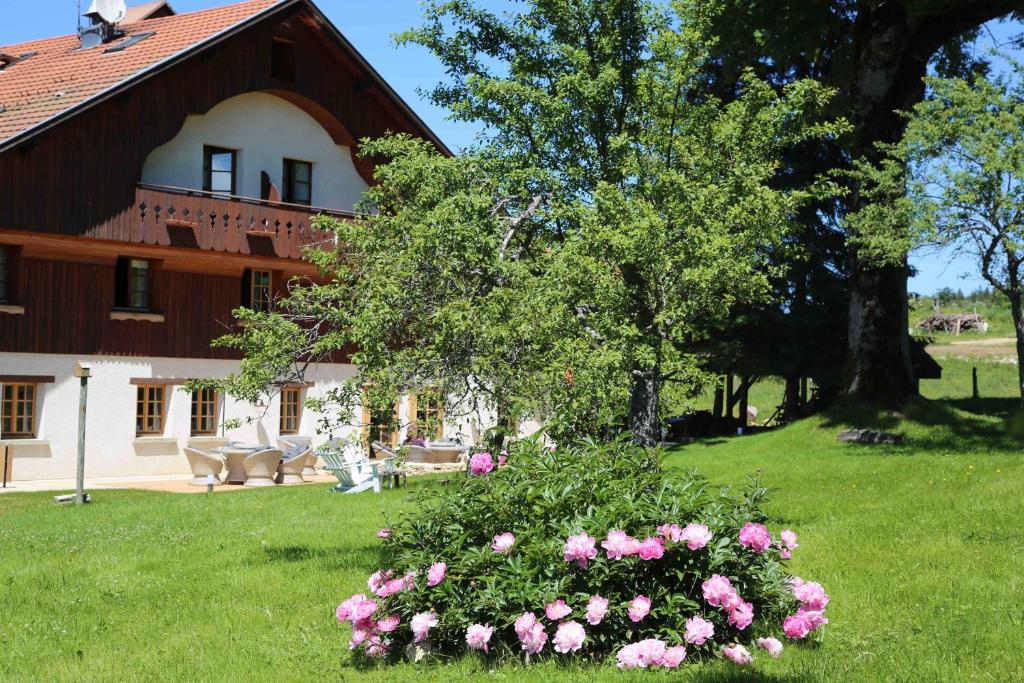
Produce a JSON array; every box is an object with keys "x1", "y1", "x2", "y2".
[{"x1": 1, "y1": 364, "x2": 1023, "y2": 681}]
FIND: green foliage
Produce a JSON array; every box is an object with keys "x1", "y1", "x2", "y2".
[{"x1": 369, "y1": 438, "x2": 797, "y2": 661}]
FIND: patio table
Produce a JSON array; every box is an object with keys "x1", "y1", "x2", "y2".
[{"x1": 212, "y1": 445, "x2": 267, "y2": 484}]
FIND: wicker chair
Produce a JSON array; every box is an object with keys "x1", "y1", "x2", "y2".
[
  {"x1": 183, "y1": 446, "x2": 224, "y2": 486},
  {"x1": 243, "y1": 448, "x2": 283, "y2": 487},
  {"x1": 276, "y1": 446, "x2": 310, "y2": 484}
]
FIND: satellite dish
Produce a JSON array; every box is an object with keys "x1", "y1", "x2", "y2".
[{"x1": 85, "y1": 0, "x2": 127, "y2": 24}]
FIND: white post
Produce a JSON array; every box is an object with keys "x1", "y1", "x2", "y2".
[{"x1": 73, "y1": 362, "x2": 92, "y2": 505}]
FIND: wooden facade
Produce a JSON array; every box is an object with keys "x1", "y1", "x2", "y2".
[{"x1": 0, "y1": 1, "x2": 442, "y2": 360}]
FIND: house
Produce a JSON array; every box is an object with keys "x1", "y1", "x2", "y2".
[{"x1": 0, "y1": 0, "x2": 452, "y2": 482}]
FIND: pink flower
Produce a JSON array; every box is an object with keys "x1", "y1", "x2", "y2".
[
  {"x1": 411, "y1": 611, "x2": 437, "y2": 643},
  {"x1": 497, "y1": 454, "x2": 508, "y2": 467},
  {"x1": 617, "y1": 639, "x2": 668, "y2": 668},
  {"x1": 757, "y1": 637, "x2": 783, "y2": 658},
  {"x1": 491, "y1": 532, "x2": 515, "y2": 554},
  {"x1": 552, "y1": 620, "x2": 586, "y2": 653},
  {"x1": 349, "y1": 626, "x2": 371, "y2": 648},
  {"x1": 627, "y1": 595, "x2": 651, "y2": 622},
  {"x1": 336, "y1": 593, "x2": 370, "y2": 623},
  {"x1": 563, "y1": 533, "x2": 599, "y2": 568},
  {"x1": 680, "y1": 523, "x2": 713, "y2": 550},
  {"x1": 783, "y1": 612, "x2": 816, "y2": 639},
  {"x1": 684, "y1": 616, "x2": 715, "y2": 645},
  {"x1": 427, "y1": 561, "x2": 447, "y2": 587},
  {"x1": 662, "y1": 645, "x2": 687, "y2": 668},
  {"x1": 780, "y1": 547, "x2": 792, "y2": 559},
  {"x1": 363, "y1": 635, "x2": 390, "y2": 658},
  {"x1": 376, "y1": 614, "x2": 400, "y2": 632},
  {"x1": 520, "y1": 622, "x2": 547, "y2": 655},
  {"x1": 798, "y1": 606, "x2": 829, "y2": 631},
  {"x1": 350, "y1": 597, "x2": 377, "y2": 623},
  {"x1": 738, "y1": 522, "x2": 772, "y2": 553},
  {"x1": 727, "y1": 601, "x2": 754, "y2": 630},
  {"x1": 637, "y1": 536, "x2": 665, "y2": 560},
  {"x1": 545, "y1": 599, "x2": 572, "y2": 620},
  {"x1": 469, "y1": 452, "x2": 494, "y2": 476},
  {"x1": 780, "y1": 529, "x2": 798, "y2": 550},
  {"x1": 657, "y1": 523, "x2": 684, "y2": 542},
  {"x1": 602, "y1": 530, "x2": 641, "y2": 559},
  {"x1": 723, "y1": 643, "x2": 753, "y2": 665},
  {"x1": 701, "y1": 575, "x2": 734, "y2": 606},
  {"x1": 720, "y1": 590, "x2": 743, "y2": 613},
  {"x1": 515, "y1": 612, "x2": 539, "y2": 638},
  {"x1": 792, "y1": 581, "x2": 829, "y2": 611},
  {"x1": 585, "y1": 595, "x2": 608, "y2": 625},
  {"x1": 465, "y1": 623, "x2": 493, "y2": 652},
  {"x1": 616, "y1": 643, "x2": 644, "y2": 669},
  {"x1": 377, "y1": 528, "x2": 391, "y2": 538},
  {"x1": 367, "y1": 570, "x2": 393, "y2": 593}
]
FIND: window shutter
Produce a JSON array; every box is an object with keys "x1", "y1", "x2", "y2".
[
  {"x1": 114, "y1": 256, "x2": 129, "y2": 308},
  {"x1": 240, "y1": 268, "x2": 252, "y2": 307}
]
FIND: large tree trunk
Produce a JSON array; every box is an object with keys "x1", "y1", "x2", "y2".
[
  {"x1": 844, "y1": 0, "x2": 1023, "y2": 406},
  {"x1": 628, "y1": 367, "x2": 661, "y2": 446},
  {"x1": 1009, "y1": 293, "x2": 1024, "y2": 407}
]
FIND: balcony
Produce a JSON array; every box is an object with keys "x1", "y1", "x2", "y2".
[{"x1": 120, "y1": 183, "x2": 353, "y2": 260}]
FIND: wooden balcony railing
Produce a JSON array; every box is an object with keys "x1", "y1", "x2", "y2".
[{"x1": 121, "y1": 183, "x2": 354, "y2": 260}]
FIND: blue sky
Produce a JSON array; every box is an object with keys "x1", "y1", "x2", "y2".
[{"x1": 2, "y1": 0, "x2": 1020, "y2": 295}]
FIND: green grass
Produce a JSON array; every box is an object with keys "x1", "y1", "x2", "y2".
[{"x1": 2, "y1": 363, "x2": 1023, "y2": 681}]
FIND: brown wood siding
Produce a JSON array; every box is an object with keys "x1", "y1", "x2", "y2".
[{"x1": 0, "y1": 257, "x2": 242, "y2": 358}]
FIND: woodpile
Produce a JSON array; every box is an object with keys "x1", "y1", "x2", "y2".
[{"x1": 917, "y1": 313, "x2": 988, "y2": 335}]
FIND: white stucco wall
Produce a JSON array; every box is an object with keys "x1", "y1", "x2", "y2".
[
  {"x1": 141, "y1": 91, "x2": 369, "y2": 211},
  {"x1": 0, "y1": 353, "x2": 360, "y2": 482}
]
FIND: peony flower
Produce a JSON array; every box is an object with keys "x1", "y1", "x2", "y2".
[
  {"x1": 727, "y1": 601, "x2": 754, "y2": 630},
  {"x1": 552, "y1": 620, "x2": 586, "y2": 653},
  {"x1": 363, "y1": 636, "x2": 390, "y2": 658},
  {"x1": 545, "y1": 599, "x2": 572, "y2": 620},
  {"x1": 520, "y1": 622, "x2": 547, "y2": 655},
  {"x1": 585, "y1": 595, "x2": 609, "y2": 625},
  {"x1": 411, "y1": 611, "x2": 437, "y2": 643},
  {"x1": 637, "y1": 536, "x2": 665, "y2": 560},
  {"x1": 336, "y1": 593, "x2": 369, "y2": 623},
  {"x1": 757, "y1": 637, "x2": 783, "y2": 658},
  {"x1": 616, "y1": 642, "x2": 644, "y2": 669},
  {"x1": 793, "y1": 581, "x2": 829, "y2": 611},
  {"x1": 662, "y1": 645, "x2": 687, "y2": 668},
  {"x1": 563, "y1": 533, "x2": 599, "y2": 568},
  {"x1": 469, "y1": 452, "x2": 495, "y2": 476},
  {"x1": 684, "y1": 616, "x2": 715, "y2": 645},
  {"x1": 601, "y1": 530, "x2": 641, "y2": 559},
  {"x1": 377, "y1": 528, "x2": 391, "y2": 539},
  {"x1": 350, "y1": 597, "x2": 377, "y2": 623},
  {"x1": 376, "y1": 614, "x2": 400, "y2": 633},
  {"x1": 349, "y1": 626, "x2": 371, "y2": 648},
  {"x1": 783, "y1": 612, "x2": 813, "y2": 639},
  {"x1": 497, "y1": 454, "x2": 508, "y2": 467},
  {"x1": 491, "y1": 532, "x2": 516, "y2": 554},
  {"x1": 780, "y1": 529, "x2": 798, "y2": 550},
  {"x1": 367, "y1": 570, "x2": 393, "y2": 593},
  {"x1": 628, "y1": 595, "x2": 651, "y2": 622},
  {"x1": 427, "y1": 561, "x2": 447, "y2": 587},
  {"x1": 680, "y1": 523, "x2": 713, "y2": 550},
  {"x1": 617, "y1": 639, "x2": 669, "y2": 668},
  {"x1": 657, "y1": 523, "x2": 684, "y2": 542},
  {"x1": 720, "y1": 589, "x2": 743, "y2": 614},
  {"x1": 515, "y1": 612, "x2": 539, "y2": 638},
  {"x1": 723, "y1": 643, "x2": 753, "y2": 665},
  {"x1": 465, "y1": 623, "x2": 493, "y2": 652},
  {"x1": 375, "y1": 577, "x2": 405, "y2": 598},
  {"x1": 738, "y1": 522, "x2": 772, "y2": 553},
  {"x1": 798, "y1": 606, "x2": 829, "y2": 631},
  {"x1": 701, "y1": 575, "x2": 734, "y2": 606}
]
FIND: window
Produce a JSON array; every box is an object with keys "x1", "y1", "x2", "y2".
[
  {"x1": 271, "y1": 39, "x2": 296, "y2": 81},
  {"x1": 115, "y1": 257, "x2": 153, "y2": 310},
  {"x1": 136, "y1": 385, "x2": 165, "y2": 435},
  {"x1": 251, "y1": 269, "x2": 272, "y2": 312},
  {"x1": 365, "y1": 402, "x2": 400, "y2": 448},
  {"x1": 203, "y1": 146, "x2": 236, "y2": 195},
  {"x1": 282, "y1": 159, "x2": 312, "y2": 205},
  {"x1": 0, "y1": 246, "x2": 8, "y2": 302},
  {"x1": 191, "y1": 389, "x2": 219, "y2": 436},
  {"x1": 1, "y1": 383, "x2": 36, "y2": 438},
  {"x1": 280, "y1": 387, "x2": 301, "y2": 434},
  {"x1": 411, "y1": 391, "x2": 444, "y2": 440}
]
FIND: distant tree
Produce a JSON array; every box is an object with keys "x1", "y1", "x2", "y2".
[
  {"x1": 204, "y1": 0, "x2": 839, "y2": 445},
  {"x1": 900, "y1": 61, "x2": 1024, "y2": 402}
]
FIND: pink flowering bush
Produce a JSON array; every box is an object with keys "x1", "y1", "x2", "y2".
[{"x1": 337, "y1": 438, "x2": 828, "y2": 666}]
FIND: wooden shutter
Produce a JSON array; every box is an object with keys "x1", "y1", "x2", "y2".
[{"x1": 240, "y1": 269, "x2": 252, "y2": 308}]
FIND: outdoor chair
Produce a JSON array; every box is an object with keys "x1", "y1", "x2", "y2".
[
  {"x1": 243, "y1": 448, "x2": 283, "y2": 487},
  {"x1": 406, "y1": 444, "x2": 430, "y2": 463},
  {"x1": 371, "y1": 441, "x2": 407, "y2": 489},
  {"x1": 301, "y1": 449, "x2": 319, "y2": 476},
  {"x1": 320, "y1": 447, "x2": 384, "y2": 494},
  {"x1": 183, "y1": 446, "x2": 224, "y2": 486},
  {"x1": 276, "y1": 444, "x2": 310, "y2": 484}
]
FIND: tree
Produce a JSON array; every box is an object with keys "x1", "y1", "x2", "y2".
[
  {"x1": 211, "y1": 0, "x2": 838, "y2": 445},
  {"x1": 901, "y1": 63, "x2": 1024, "y2": 403},
  {"x1": 687, "y1": 0, "x2": 1024, "y2": 407}
]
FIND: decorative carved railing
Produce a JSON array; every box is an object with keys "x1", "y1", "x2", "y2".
[{"x1": 129, "y1": 183, "x2": 352, "y2": 260}]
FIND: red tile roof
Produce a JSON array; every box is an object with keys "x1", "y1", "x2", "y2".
[{"x1": 0, "y1": 0, "x2": 288, "y2": 146}]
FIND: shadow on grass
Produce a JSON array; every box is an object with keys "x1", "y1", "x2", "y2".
[
  {"x1": 691, "y1": 671, "x2": 818, "y2": 683},
  {"x1": 820, "y1": 398, "x2": 1024, "y2": 455},
  {"x1": 258, "y1": 543, "x2": 379, "y2": 571}
]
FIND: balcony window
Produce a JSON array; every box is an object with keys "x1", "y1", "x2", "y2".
[
  {"x1": 283, "y1": 159, "x2": 312, "y2": 205},
  {"x1": 136, "y1": 385, "x2": 165, "y2": 436},
  {"x1": 1, "y1": 383, "x2": 37, "y2": 438},
  {"x1": 191, "y1": 389, "x2": 219, "y2": 436},
  {"x1": 203, "y1": 146, "x2": 237, "y2": 196},
  {"x1": 115, "y1": 257, "x2": 153, "y2": 311}
]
